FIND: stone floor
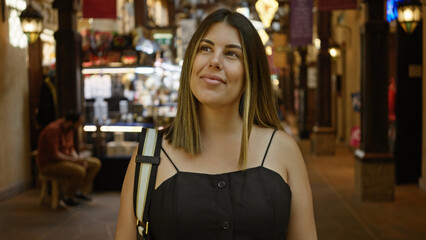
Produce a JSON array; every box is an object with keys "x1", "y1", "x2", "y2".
[{"x1": 1, "y1": 140, "x2": 426, "y2": 240}]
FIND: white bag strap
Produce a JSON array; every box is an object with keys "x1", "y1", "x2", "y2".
[{"x1": 133, "y1": 128, "x2": 162, "y2": 238}]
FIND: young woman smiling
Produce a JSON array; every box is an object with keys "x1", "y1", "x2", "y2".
[{"x1": 116, "y1": 8, "x2": 317, "y2": 240}]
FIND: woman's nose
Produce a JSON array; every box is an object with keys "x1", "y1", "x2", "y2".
[{"x1": 208, "y1": 54, "x2": 223, "y2": 70}]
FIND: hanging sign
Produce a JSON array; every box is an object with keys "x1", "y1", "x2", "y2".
[
  {"x1": 351, "y1": 91, "x2": 361, "y2": 112},
  {"x1": 318, "y1": 0, "x2": 357, "y2": 11},
  {"x1": 290, "y1": 0, "x2": 313, "y2": 47},
  {"x1": 83, "y1": 0, "x2": 116, "y2": 19},
  {"x1": 386, "y1": 0, "x2": 403, "y2": 22}
]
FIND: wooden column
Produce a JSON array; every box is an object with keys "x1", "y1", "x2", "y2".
[
  {"x1": 311, "y1": 10, "x2": 335, "y2": 155},
  {"x1": 355, "y1": 0, "x2": 394, "y2": 201},
  {"x1": 134, "y1": 0, "x2": 148, "y2": 27},
  {"x1": 298, "y1": 47, "x2": 309, "y2": 139},
  {"x1": 283, "y1": 54, "x2": 295, "y2": 115},
  {"x1": 167, "y1": 0, "x2": 175, "y2": 27},
  {"x1": 52, "y1": 0, "x2": 83, "y2": 117},
  {"x1": 421, "y1": 4, "x2": 426, "y2": 191}
]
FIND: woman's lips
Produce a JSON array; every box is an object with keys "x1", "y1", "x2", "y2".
[{"x1": 201, "y1": 74, "x2": 225, "y2": 85}]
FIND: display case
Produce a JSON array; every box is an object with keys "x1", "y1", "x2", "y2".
[
  {"x1": 82, "y1": 63, "x2": 180, "y2": 157},
  {"x1": 77, "y1": 3, "x2": 180, "y2": 190},
  {"x1": 82, "y1": 64, "x2": 180, "y2": 191}
]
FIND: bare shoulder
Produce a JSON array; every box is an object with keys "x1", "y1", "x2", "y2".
[
  {"x1": 272, "y1": 130, "x2": 303, "y2": 161},
  {"x1": 259, "y1": 128, "x2": 305, "y2": 183}
]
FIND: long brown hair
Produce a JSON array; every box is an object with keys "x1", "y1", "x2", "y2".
[{"x1": 165, "y1": 8, "x2": 282, "y2": 169}]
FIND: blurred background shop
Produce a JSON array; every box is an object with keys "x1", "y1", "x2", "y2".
[{"x1": 1, "y1": 0, "x2": 426, "y2": 222}]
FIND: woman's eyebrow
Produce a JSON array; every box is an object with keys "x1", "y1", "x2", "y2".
[
  {"x1": 200, "y1": 39, "x2": 214, "y2": 45},
  {"x1": 200, "y1": 39, "x2": 242, "y2": 50}
]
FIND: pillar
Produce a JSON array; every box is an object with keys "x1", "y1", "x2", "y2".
[
  {"x1": 311, "y1": 10, "x2": 335, "y2": 155},
  {"x1": 355, "y1": 0, "x2": 394, "y2": 201},
  {"x1": 52, "y1": 0, "x2": 82, "y2": 117},
  {"x1": 421, "y1": 4, "x2": 426, "y2": 191},
  {"x1": 298, "y1": 47, "x2": 309, "y2": 139},
  {"x1": 167, "y1": 0, "x2": 175, "y2": 27},
  {"x1": 27, "y1": 39, "x2": 43, "y2": 150},
  {"x1": 282, "y1": 54, "x2": 295, "y2": 116},
  {"x1": 394, "y1": 18, "x2": 422, "y2": 184}
]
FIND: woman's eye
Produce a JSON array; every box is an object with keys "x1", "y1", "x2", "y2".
[
  {"x1": 199, "y1": 45, "x2": 212, "y2": 52},
  {"x1": 225, "y1": 51, "x2": 239, "y2": 58}
]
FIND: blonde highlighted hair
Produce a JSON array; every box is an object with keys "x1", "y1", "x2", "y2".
[{"x1": 164, "y1": 8, "x2": 282, "y2": 169}]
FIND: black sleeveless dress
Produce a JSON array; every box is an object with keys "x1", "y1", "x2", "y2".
[{"x1": 149, "y1": 130, "x2": 292, "y2": 240}]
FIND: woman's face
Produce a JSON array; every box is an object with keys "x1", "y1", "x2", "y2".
[{"x1": 190, "y1": 22, "x2": 245, "y2": 110}]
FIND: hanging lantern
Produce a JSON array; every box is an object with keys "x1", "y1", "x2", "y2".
[
  {"x1": 19, "y1": 4, "x2": 43, "y2": 43},
  {"x1": 397, "y1": 0, "x2": 422, "y2": 34},
  {"x1": 255, "y1": 0, "x2": 279, "y2": 28}
]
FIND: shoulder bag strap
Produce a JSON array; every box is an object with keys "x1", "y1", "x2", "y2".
[{"x1": 133, "y1": 128, "x2": 162, "y2": 239}]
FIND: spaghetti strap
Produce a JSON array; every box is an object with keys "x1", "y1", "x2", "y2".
[
  {"x1": 161, "y1": 147, "x2": 180, "y2": 172},
  {"x1": 261, "y1": 129, "x2": 277, "y2": 167}
]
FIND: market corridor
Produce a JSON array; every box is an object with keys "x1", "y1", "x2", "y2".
[{"x1": 1, "y1": 140, "x2": 426, "y2": 240}]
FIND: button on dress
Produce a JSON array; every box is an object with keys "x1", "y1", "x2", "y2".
[{"x1": 149, "y1": 130, "x2": 292, "y2": 240}]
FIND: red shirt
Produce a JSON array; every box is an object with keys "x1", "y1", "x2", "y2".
[{"x1": 36, "y1": 118, "x2": 75, "y2": 169}]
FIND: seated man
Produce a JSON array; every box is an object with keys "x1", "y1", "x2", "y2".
[{"x1": 36, "y1": 111, "x2": 101, "y2": 206}]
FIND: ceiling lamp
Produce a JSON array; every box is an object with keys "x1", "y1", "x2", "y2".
[
  {"x1": 19, "y1": 3, "x2": 43, "y2": 43},
  {"x1": 251, "y1": 20, "x2": 270, "y2": 45},
  {"x1": 397, "y1": 0, "x2": 422, "y2": 33},
  {"x1": 236, "y1": 1, "x2": 250, "y2": 19},
  {"x1": 255, "y1": 0, "x2": 279, "y2": 28}
]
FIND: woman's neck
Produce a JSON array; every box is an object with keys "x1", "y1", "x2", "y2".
[{"x1": 198, "y1": 103, "x2": 243, "y2": 140}]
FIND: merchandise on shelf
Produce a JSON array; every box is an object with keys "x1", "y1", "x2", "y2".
[{"x1": 82, "y1": 62, "x2": 180, "y2": 128}]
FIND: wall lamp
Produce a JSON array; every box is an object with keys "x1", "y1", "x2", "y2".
[
  {"x1": 328, "y1": 40, "x2": 341, "y2": 58},
  {"x1": 19, "y1": 3, "x2": 43, "y2": 43}
]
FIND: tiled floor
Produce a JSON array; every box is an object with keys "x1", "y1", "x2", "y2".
[
  {"x1": 1, "y1": 140, "x2": 426, "y2": 240},
  {"x1": 0, "y1": 191, "x2": 119, "y2": 240},
  {"x1": 301, "y1": 141, "x2": 426, "y2": 240}
]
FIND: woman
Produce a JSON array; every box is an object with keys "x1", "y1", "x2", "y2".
[{"x1": 116, "y1": 8, "x2": 317, "y2": 240}]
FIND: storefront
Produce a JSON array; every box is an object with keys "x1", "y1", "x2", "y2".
[{"x1": 76, "y1": 1, "x2": 185, "y2": 189}]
